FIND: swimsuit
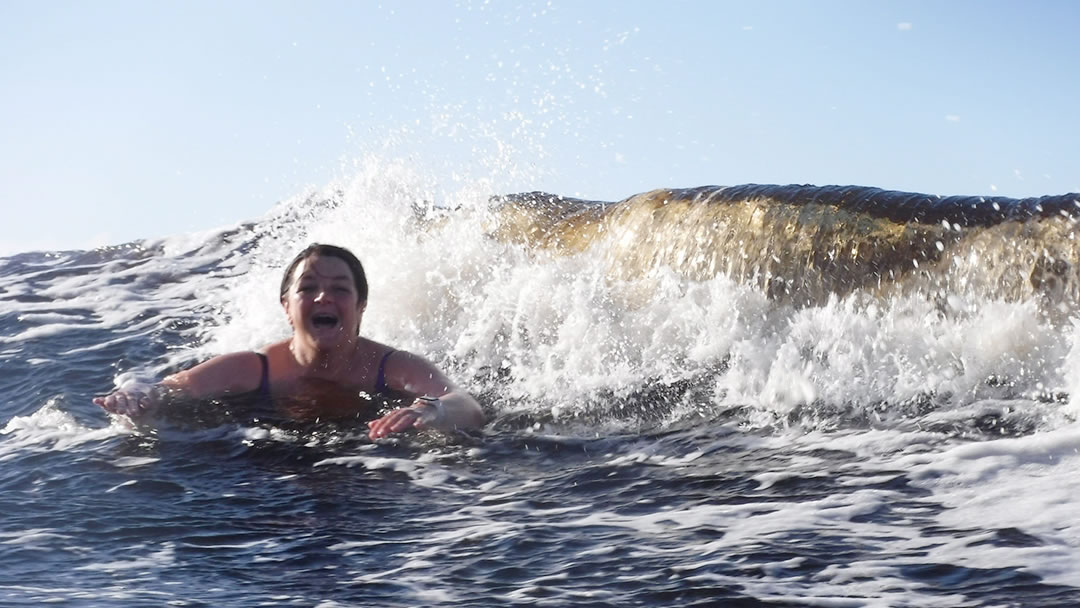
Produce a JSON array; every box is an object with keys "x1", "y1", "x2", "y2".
[
  {"x1": 374, "y1": 350, "x2": 395, "y2": 393},
  {"x1": 248, "y1": 350, "x2": 399, "y2": 424},
  {"x1": 253, "y1": 349, "x2": 396, "y2": 398},
  {"x1": 255, "y1": 352, "x2": 272, "y2": 400}
]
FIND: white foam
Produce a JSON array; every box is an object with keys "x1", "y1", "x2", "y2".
[
  {"x1": 754, "y1": 426, "x2": 1080, "y2": 591},
  {"x1": 112, "y1": 456, "x2": 160, "y2": 468},
  {"x1": 73, "y1": 542, "x2": 176, "y2": 573},
  {"x1": 893, "y1": 424, "x2": 1080, "y2": 585},
  {"x1": 105, "y1": 480, "x2": 138, "y2": 493},
  {"x1": 16, "y1": 312, "x2": 85, "y2": 324},
  {"x1": 0, "y1": 401, "x2": 123, "y2": 461},
  {"x1": 0, "y1": 323, "x2": 86, "y2": 344},
  {"x1": 313, "y1": 454, "x2": 475, "y2": 491},
  {"x1": 0, "y1": 528, "x2": 71, "y2": 546}
]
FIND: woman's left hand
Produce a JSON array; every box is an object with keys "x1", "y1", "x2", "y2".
[{"x1": 367, "y1": 399, "x2": 439, "y2": 440}]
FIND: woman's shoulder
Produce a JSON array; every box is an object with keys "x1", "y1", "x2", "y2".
[
  {"x1": 182, "y1": 349, "x2": 266, "y2": 373},
  {"x1": 362, "y1": 343, "x2": 454, "y2": 395},
  {"x1": 260, "y1": 340, "x2": 291, "y2": 360},
  {"x1": 351, "y1": 339, "x2": 416, "y2": 391},
  {"x1": 358, "y1": 341, "x2": 433, "y2": 374},
  {"x1": 165, "y1": 349, "x2": 271, "y2": 398},
  {"x1": 355, "y1": 337, "x2": 400, "y2": 361}
]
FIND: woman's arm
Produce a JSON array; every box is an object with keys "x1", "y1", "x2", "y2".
[
  {"x1": 367, "y1": 351, "x2": 485, "y2": 439},
  {"x1": 94, "y1": 352, "x2": 264, "y2": 418}
]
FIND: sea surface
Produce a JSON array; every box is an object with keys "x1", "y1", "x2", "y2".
[{"x1": 3, "y1": 170, "x2": 1080, "y2": 607}]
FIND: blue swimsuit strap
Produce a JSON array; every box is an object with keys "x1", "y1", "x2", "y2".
[
  {"x1": 255, "y1": 352, "x2": 271, "y2": 397},
  {"x1": 375, "y1": 350, "x2": 395, "y2": 393}
]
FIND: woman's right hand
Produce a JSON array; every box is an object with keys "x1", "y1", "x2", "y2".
[{"x1": 93, "y1": 383, "x2": 161, "y2": 418}]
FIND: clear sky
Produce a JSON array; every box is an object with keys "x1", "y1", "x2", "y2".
[{"x1": 2, "y1": 1, "x2": 1078, "y2": 255}]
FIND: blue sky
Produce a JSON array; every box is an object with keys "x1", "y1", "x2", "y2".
[{"x1": 2, "y1": 1, "x2": 1078, "y2": 255}]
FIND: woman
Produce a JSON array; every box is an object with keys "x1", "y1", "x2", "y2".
[{"x1": 94, "y1": 243, "x2": 485, "y2": 439}]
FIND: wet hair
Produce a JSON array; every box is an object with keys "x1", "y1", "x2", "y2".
[{"x1": 279, "y1": 243, "x2": 369, "y2": 304}]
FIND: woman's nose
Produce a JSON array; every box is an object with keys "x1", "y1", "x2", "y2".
[{"x1": 314, "y1": 288, "x2": 330, "y2": 302}]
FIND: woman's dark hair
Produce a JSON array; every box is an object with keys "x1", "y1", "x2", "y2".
[{"x1": 279, "y1": 243, "x2": 369, "y2": 304}]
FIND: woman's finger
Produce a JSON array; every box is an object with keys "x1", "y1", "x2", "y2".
[{"x1": 368, "y1": 408, "x2": 422, "y2": 439}]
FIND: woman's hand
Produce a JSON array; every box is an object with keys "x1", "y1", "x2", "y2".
[
  {"x1": 93, "y1": 382, "x2": 161, "y2": 418},
  {"x1": 376, "y1": 353, "x2": 485, "y2": 438},
  {"x1": 367, "y1": 397, "x2": 445, "y2": 440}
]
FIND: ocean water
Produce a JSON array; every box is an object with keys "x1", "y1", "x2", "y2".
[{"x1": 3, "y1": 165, "x2": 1080, "y2": 607}]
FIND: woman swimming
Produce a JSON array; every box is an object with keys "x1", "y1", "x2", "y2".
[{"x1": 94, "y1": 243, "x2": 485, "y2": 439}]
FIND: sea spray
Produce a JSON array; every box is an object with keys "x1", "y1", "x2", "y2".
[{"x1": 185, "y1": 172, "x2": 1080, "y2": 434}]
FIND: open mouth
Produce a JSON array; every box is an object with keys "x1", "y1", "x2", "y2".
[{"x1": 311, "y1": 313, "x2": 339, "y2": 329}]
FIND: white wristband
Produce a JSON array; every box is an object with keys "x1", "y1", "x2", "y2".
[
  {"x1": 413, "y1": 397, "x2": 446, "y2": 425},
  {"x1": 119, "y1": 380, "x2": 160, "y2": 400}
]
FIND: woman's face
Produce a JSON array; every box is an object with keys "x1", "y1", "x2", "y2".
[{"x1": 282, "y1": 255, "x2": 364, "y2": 350}]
